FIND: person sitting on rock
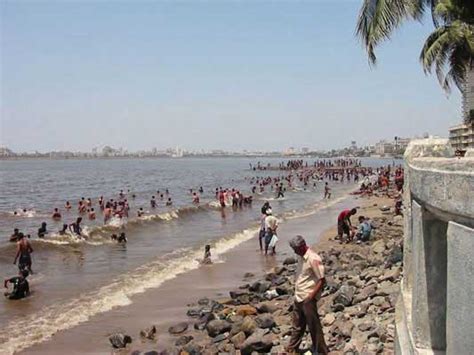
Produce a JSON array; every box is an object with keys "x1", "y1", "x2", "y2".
[
  {"x1": 355, "y1": 215, "x2": 372, "y2": 242},
  {"x1": 286, "y1": 235, "x2": 328, "y2": 354}
]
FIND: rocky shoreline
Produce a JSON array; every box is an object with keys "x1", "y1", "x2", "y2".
[{"x1": 110, "y1": 204, "x2": 404, "y2": 355}]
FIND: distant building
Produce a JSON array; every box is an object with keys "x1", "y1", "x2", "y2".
[
  {"x1": 375, "y1": 141, "x2": 394, "y2": 156},
  {"x1": 449, "y1": 68, "x2": 474, "y2": 152},
  {"x1": 301, "y1": 147, "x2": 309, "y2": 154},
  {"x1": 449, "y1": 122, "x2": 474, "y2": 151},
  {"x1": 0, "y1": 147, "x2": 15, "y2": 157}
]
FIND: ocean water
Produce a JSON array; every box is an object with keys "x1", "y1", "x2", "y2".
[{"x1": 0, "y1": 157, "x2": 398, "y2": 353}]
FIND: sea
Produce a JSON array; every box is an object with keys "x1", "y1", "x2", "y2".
[{"x1": 0, "y1": 157, "x2": 399, "y2": 354}]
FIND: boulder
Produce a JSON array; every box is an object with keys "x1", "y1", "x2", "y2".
[
  {"x1": 240, "y1": 316, "x2": 257, "y2": 336},
  {"x1": 243, "y1": 272, "x2": 255, "y2": 278},
  {"x1": 229, "y1": 290, "x2": 249, "y2": 299},
  {"x1": 193, "y1": 312, "x2": 215, "y2": 331},
  {"x1": 212, "y1": 332, "x2": 229, "y2": 343},
  {"x1": 249, "y1": 280, "x2": 272, "y2": 294},
  {"x1": 108, "y1": 333, "x2": 132, "y2": 349},
  {"x1": 240, "y1": 329, "x2": 273, "y2": 355},
  {"x1": 283, "y1": 257, "x2": 297, "y2": 265},
  {"x1": 236, "y1": 305, "x2": 257, "y2": 317},
  {"x1": 140, "y1": 325, "x2": 157, "y2": 340},
  {"x1": 182, "y1": 343, "x2": 203, "y2": 355},
  {"x1": 376, "y1": 281, "x2": 399, "y2": 296},
  {"x1": 322, "y1": 313, "x2": 336, "y2": 326},
  {"x1": 333, "y1": 285, "x2": 355, "y2": 307},
  {"x1": 255, "y1": 314, "x2": 276, "y2": 329},
  {"x1": 197, "y1": 297, "x2": 210, "y2": 306},
  {"x1": 230, "y1": 331, "x2": 246, "y2": 349},
  {"x1": 168, "y1": 322, "x2": 188, "y2": 335},
  {"x1": 353, "y1": 284, "x2": 377, "y2": 304},
  {"x1": 257, "y1": 302, "x2": 279, "y2": 314},
  {"x1": 372, "y1": 240, "x2": 386, "y2": 254},
  {"x1": 380, "y1": 267, "x2": 401, "y2": 282},
  {"x1": 175, "y1": 335, "x2": 193, "y2": 346},
  {"x1": 206, "y1": 319, "x2": 232, "y2": 337}
]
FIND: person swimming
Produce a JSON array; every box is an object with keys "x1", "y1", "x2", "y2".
[
  {"x1": 13, "y1": 233, "x2": 33, "y2": 274},
  {"x1": 9, "y1": 228, "x2": 21, "y2": 243},
  {"x1": 65, "y1": 201, "x2": 72, "y2": 210},
  {"x1": 201, "y1": 245, "x2": 212, "y2": 264},
  {"x1": 88, "y1": 208, "x2": 96, "y2": 220},
  {"x1": 69, "y1": 217, "x2": 83, "y2": 237},
  {"x1": 137, "y1": 207, "x2": 145, "y2": 217},
  {"x1": 150, "y1": 196, "x2": 157, "y2": 208},
  {"x1": 111, "y1": 232, "x2": 127, "y2": 243},
  {"x1": 59, "y1": 224, "x2": 68, "y2": 235},
  {"x1": 38, "y1": 222, "x2": 47, "y2": 238},
  {"x1": 4, "y1": 269, "x2": 30, "y2": 300},
  {"x1": 166, "y1": 198, "x2": 172, "y2": 206},
  {"x1": 52, "y1": 208, "x2": 62, "y2": 220}
]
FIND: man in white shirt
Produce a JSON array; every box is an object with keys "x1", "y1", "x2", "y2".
[
  {"x1": 264, "y1": 209, "x2": 278, "y2": 255},
  {"x1": 286, "y1": 235, "x2": 328, "y2": 354}
]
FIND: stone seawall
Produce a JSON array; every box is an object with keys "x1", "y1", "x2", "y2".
[{"x1": 395, "y1": 139, "x2": 474, "y2": 355}]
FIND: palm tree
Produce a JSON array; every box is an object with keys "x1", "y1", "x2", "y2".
[{"x1": 356, "y1": 0, "x2": 474, "y2": 93}]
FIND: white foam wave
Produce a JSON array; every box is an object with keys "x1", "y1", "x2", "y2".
[{"x1": 0, "y1": 228, "x2": 258, "y2": 354}]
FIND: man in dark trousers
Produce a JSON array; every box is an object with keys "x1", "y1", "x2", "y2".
[{"x1": 286, "y1": 235, "x2": 328, "y2": 354}]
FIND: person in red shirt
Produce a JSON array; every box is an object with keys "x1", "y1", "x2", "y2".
[{"x1": 337, "y1": 208, "x2": 357, "y2": 243}]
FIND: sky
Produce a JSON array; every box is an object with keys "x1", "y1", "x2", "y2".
[{"x1": 0, "y1": 0, "x2": 462, "y2": 152}]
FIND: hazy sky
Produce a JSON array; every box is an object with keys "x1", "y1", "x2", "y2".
[{"x1": 0, "y1": 1, "x2": 462, "y2": 152}]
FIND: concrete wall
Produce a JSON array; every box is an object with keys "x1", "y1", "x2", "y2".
[{"x1": 396, "y1": 139, "x2": 474, "y2": 355}]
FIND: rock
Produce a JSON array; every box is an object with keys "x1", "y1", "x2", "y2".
[
  {"x1": 230, "y1": 331, "x2": 246, "y2": 349},
  {"x1": 275, "y1": 286, "x2": 291, "y2": 296},
  {"x1": 236, "y1": 294, "x2": 251, "y2": 305},
  {"x1": 264, "y1": 289, "x2": 280, "y2": 300},
  {"x1": 187, "y1": 308, "x2": 201, "y2": 318},
  {"x1": 333, "y1": 285, "x2": 355, "y2": 307},
  {"x1": 322, "y1": 313, "x2": 336, "y2": 326},
  {"x1": 372, "y1": 240, "x2": 386, "y2": 254},
  {"x1": 339, "y1": 321, "x2": 355, "y2": 338},
  {"x1": 240, "y1": 329, "x2": 273, "y2": 355},
  {"x1": 240, "y1": 316, "x2": 257, "y2": 336},
  {"x1": 283, "y1": 257, "x2": 297, "y2": 265},
  {"x1": 140, "y1": 325, "x2": 157, "y2": 340},
  {"x1": 353, "y1": 284, "x2": 377, "y2": 304},
  {"x1": 255, "y1": 314, "x2": 276, "y2": 329},
  {"x1": 175, "y1": 335, "x2": 193, "y2": 346},
  {"x1": 376, "y1": 281, "x2": 399, "y2": 296},
  {"x1": 206, "y1": 319, "x2": 232, "y2": 337},
  {"x1": 273, "y1": 266, "x2": 287, "y2": 275},
  {"x1": 182, "y1": 343, "x2": 203, "y2": 355},
  {"x1": 243, "y1": 272, "x2": 255, "y2": 278},
  {"x1": 380, "y1": 267, "x2": 401, "y2": 282},
  {"x1": 230, "y1": 290, "x2": 248, "y2": 299},
  {"x1": 358, "y1": 322, "x2": 374, "y2": 332},
  {"x1": 168, "y1": 322, "x2": 188, "y2": 335},
  {"x1": 109, "y1": 333, "x2": 132, "y2": 349},
  {"x1": 257, "y1": 302, "x2": 279, "y2": 314},
  {"x1": 331, "y1": 303, "x2": 345, "y2": 312},
  {"x1": 249, "y1": 280, "x2": 272, "y2": 294},
  {"x1": 236, "y1": 305, "x2": 257, "y2": 317},
  {"x1": 197, "y1": 297, "x2": 210, "y2": 306},
  {"x1": 212, "y1": 332, "x2": 229, "y2": 343},
  {"x1": 193, "y1": 312, "x2": 215, "y2": 330},
  {"x1": 372, "y1": 296, "x2": 386, "y2": 306},
  {"x1": 355, "y1": 303, "x2": 369, "y2": 318}
]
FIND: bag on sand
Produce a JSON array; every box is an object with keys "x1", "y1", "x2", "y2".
[{"x1": 269, "y1": 234, "x2": 279, "y2": 248}]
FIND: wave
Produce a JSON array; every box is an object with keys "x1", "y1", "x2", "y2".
[{"x1": 0, "y1": 227, "x2": 259, "y2": 355}]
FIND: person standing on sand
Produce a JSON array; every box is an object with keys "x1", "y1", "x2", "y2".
[
  {"x1": 324, "y1": 182, "x2": 331, "y2": 199},
  {"x1": 286, "y1": 235, "x2": 328, "y2": 354}
]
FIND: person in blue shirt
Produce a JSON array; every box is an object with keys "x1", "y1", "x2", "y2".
[{"x1": 355, "y1": 216, "x2": 372, "y2": 242}]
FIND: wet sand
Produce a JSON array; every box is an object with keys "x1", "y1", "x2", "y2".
[{"x1": 20, "y1": 193, "x2": 389, "y2": 354}]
